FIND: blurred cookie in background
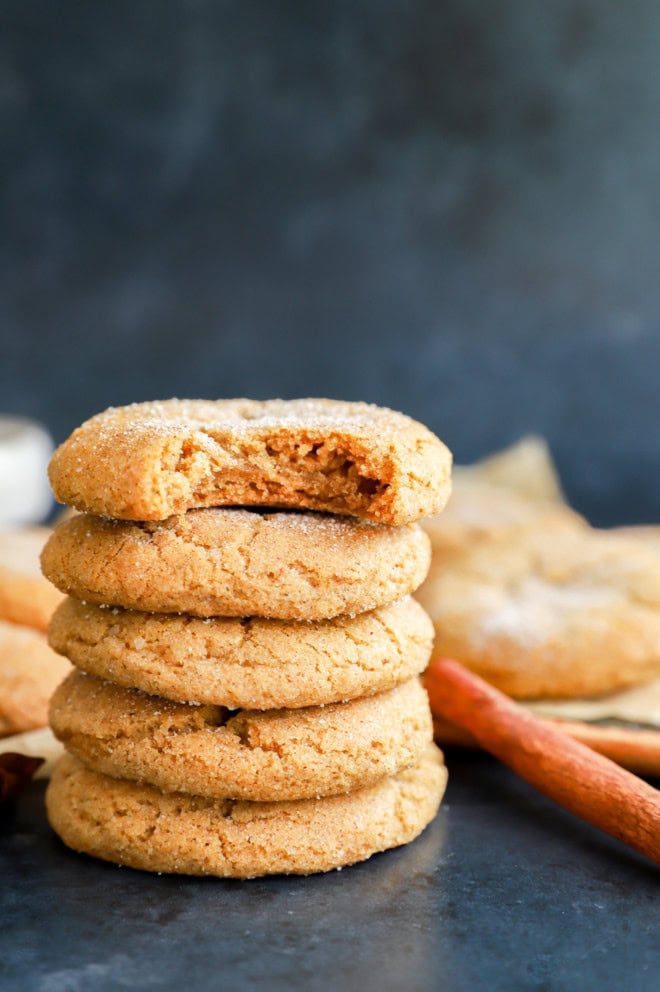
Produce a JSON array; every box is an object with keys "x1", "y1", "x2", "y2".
[
  {"x1": 0, "y1": 529, "x2": 69, "y2": 737},
  {"x1": 417, "y1": 522, "x2": 660, "y2": 700},
  {"x1": 0, "y1": 620, "x2": 70, "y2": 736},
  {"x1": 420, "y1": 436, "x2": 660, "y2": 775},
  {"x1": 0, "y1": 419, "x2": 68, "y2": 739},
  {"x1": 0, "y1": 528, "x2": 64, "y2": 632}
]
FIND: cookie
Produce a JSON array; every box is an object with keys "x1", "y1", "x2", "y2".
[
  {"x1": 0, "y1": 619, "x2": 70, "y2": 736},
  {"x1": 46, "y1": 745, "x2": 447, "y2": 877},
  {"x1": 0, "y1": 528, "x2": 63, "y2": 631},
  {"x1": 50, "y1": 671, "x2": 433, "y2": 801},
  {"x1": 416, "y1": 523, "x2": 660, "y2": 699},
  {"x1": 41, "y1": 509, "x2": 431, "y2": 620},
  {"x1": 48, "y1": 595, "x2": 433, "y2": 709},
  {"x1": 47, "y1": 398, "x2": 452, "y2": 525}
]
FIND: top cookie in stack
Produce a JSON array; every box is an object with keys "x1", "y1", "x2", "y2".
[
  {"x1": 46, "y1": 398, "x2": 451, "y2": 524},
  {"x1": 42, "y1": 398, "x2": 452, "y2": 878}
]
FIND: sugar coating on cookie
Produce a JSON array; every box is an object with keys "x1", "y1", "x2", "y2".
[
  {"x1": 41, "y1": 508, "x2": 432, "y2": 620},
  {"x1": 48, "y1": 595, "x2": 433, "y2": 708},
  {"x1": 50, "y1": 672, "x2": 433, "y2": 801},
  {"x1": 417, "y1": 523, "x2": 660, "y2": 698},
  {"x1": 46, "y1": 745, "x2": 447, "y2": 877},
  {"x1": 0, "y1": 527, "x2": 64, "y2": 632},
  {"x1": 0, "y1": 619, "x2": 71, "y2": 736},
  {"x1": 48, "y1": 398, "x2": 452, "y2": 525}
]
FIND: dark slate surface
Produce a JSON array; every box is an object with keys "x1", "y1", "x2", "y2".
[
  {"x1": 1, "y1": 755, "x2": 657, "y2": 992},
  {"x1": 2, "y1": 1, "x2": 660, "y2": 524}
]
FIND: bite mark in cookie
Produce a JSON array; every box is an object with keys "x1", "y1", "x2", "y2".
[{"x1": 48, "y1": 398, "x2": 452, "y2": 525}]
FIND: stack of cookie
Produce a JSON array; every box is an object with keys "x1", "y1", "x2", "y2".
[{"x1": 41, "y1": 399, "x2": 452, "y2": 877}]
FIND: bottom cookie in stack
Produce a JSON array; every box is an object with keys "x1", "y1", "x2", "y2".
[{"x1": 46, "y1": 745, "x2": 446, "y2": 878}]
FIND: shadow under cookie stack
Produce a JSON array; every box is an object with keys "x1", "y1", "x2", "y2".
[{"x1": 41, "y1": 399, "x2": 452, "y2": 878}]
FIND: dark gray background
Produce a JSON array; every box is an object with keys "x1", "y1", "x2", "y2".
[{"x1": 2, "y1": 0, "x2": 660, "y2": 523}]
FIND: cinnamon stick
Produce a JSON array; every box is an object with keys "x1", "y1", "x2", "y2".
[
  {"x1": 425, "y1": 657, "x2": 660, "y2": 864},
  {"x1": 432, "y1": 713, "x2": 660, "y2": 778}
]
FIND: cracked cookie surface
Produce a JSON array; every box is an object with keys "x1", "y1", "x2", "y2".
[
  {"x1": 48, "y1": 398, "x2": 452, "y2": 525},
  {"x1": 41, "y1": 508, "x2": 431, "y2": 620},
  {"x1": 46, "y1": 745, "x2": 447, "y2": 877},
  {"x1": 50, "y1": 672, "x2": 433, "y2": 801},
  {"x1": 47, "y1": 595, "x2": 433, "y2": 708}
]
